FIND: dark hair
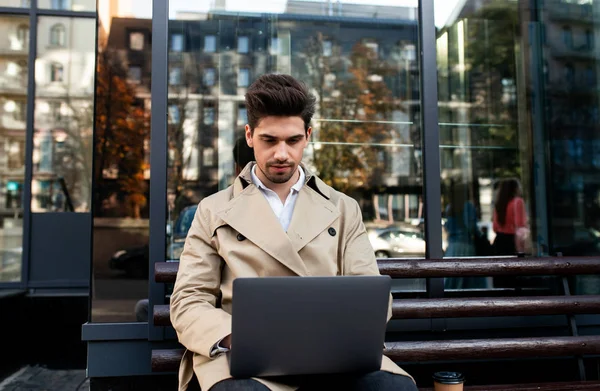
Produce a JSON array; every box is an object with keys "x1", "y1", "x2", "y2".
[
  {"x1": 232, "y1": 136, "x2": 255, "y2": 168},
  {"x1": 495, "y1": 178, "x2": 521, "y2": 225},
  {"x1": 447, "y1": 182, "x2": 471, "y2": 218},
  {"x1": 245, "y1": 74, "x2": 316, "y2": 133}
]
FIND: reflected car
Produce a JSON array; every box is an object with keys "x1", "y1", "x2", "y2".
[
  {"x1": 109, "y1": 243, "x2": 149, "y2": 278},
  {"x1": 166, "y1": 205, "x2": 197, "y2": 260},
  {"x1": 109, "y1": 205, "x2": 198, "y2": 278},
  {"x1": 367, "y1": 226, "x2": 425, "y2": 258}
]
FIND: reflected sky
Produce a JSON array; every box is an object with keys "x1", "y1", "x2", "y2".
[{"x1": 129, "y1": 0, "x2": 439, "y2": 20}]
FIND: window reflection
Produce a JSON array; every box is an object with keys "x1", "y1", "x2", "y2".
[
  {"x1": 39, "y1": 0, "x2": 95, "y2": 12},
  {"x1": 0, "y1": 0, "x2": 29, "y2": 6},
  {"x1": 435, "y1": 0, "x2": 600, "y2": 295},
  {"x1": 33, "y1": 17, "x2": 96, "y2": 213},
  {"x1": 166, "y1": 1, "x2": 423, "y2": 293},
  {"x1": 0, "y1": 15, "x2": 29, "y2": 282},
  {"x1": 91, "y1": 1, "x2": 152, "y2": 322}
]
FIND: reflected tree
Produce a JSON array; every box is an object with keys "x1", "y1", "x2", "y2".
[
  {"x1": 94, "y1": 48, "x2": 149, "y2": 218},
  {"x1": 167, "y1": 53, "x2": 203, "y2": 202},
  {"x1": 302, "y1": 35, "x2": 399, "y2": 194},
  {"x1": 465, "y1": 1, "x2": 521, "y2": 179}
]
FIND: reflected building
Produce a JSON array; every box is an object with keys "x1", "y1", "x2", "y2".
[
  {"x1": 540, "y1": 0, "x2": 600, "y2": 254},
  {"x1": 0, "y1": 16, "x2": 28, "y2": 213},
  {"x1": 106, "y1": 2, "x2": 423, "y2": 224},
  {"x1": 436, "y1": 0, "x2": 600, "y2": 256},
  {"x1": 32, "y1": 12, "x2": 96, "y2": 212},
  {"x1": 0, "y1": 15, "x2": 29, "y2": 281}
]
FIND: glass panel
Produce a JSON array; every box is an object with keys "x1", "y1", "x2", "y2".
[
  {"x1": 435, "y1": 1, "x2": 531, "y2": 293},
  {"x1": 167, "y1": 1, "x2": 424, "y2": 293},
  {"x1": 38, "y1": 0, "x2": 95, "y2": 12},
  {"x1": 91, "y1": 0, "x2": 152, "y2": 322},
  {"x1": 0, "y1": 0, "x2": 30, "y2": 6},
  {"x1": 542, "y1": 0, "x2": 600, "y2": 295},
  {"x1": 33, "y1": 17, "x2": 95, "y2": 213},
  {"x1": 435, "y1": 0, "x2": 600, "y2": 295},
  {"x1": 0, "y1": 15, "x2": 29, "y2": 282}
]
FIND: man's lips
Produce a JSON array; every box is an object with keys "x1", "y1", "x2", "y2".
[{"x1": 270, "y1": 164, "x2": 293, "y2": 172}]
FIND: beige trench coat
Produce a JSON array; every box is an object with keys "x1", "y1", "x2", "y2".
[{"x1": 170, "y1": 163, "x2": 414, "y2": 391}]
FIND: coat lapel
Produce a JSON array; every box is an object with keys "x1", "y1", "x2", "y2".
[
  {"x1": 216, "y1": 163, "x2": 339, "y2": 276},
  {"x1": 216, "y1": 166, "x2": 309, "y2": 276},
  {"x1": 287, "y1": 186, "x2": 340, "y2": 254}
]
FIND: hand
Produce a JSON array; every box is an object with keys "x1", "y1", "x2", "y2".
[{"x1": 221, "y1": 334, "x2": 232, "y2": 349}]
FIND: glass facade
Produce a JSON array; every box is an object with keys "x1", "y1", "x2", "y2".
[
  {"x1": 166, "y1": 0, "x2": 424, "y2": 293},
  {"x1": 0, "y1": 0, "x2": 95, "y2": 283},
  {"x1": 32, "y1": 16, "x2": 95, "y2": 213},
  {"x1": 0, "y1": 0, "x2": 598, "y2": 383},
  {"x1": 0, "y1": 15, "x2": 29, "y2": 282},
  {"x1": 434, "y1": 0, "x2": 600, "y2": 295},
  {"x1": 90, "y1": 0, "x2": 152, "y2": 322}
]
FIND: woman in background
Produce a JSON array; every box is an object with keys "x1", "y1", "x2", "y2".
[{"x1": 492, "y1": 178, "x2": 528, "y2": 256}]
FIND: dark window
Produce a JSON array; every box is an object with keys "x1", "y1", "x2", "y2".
[
  {"x1": 562, "y1": 26, "x2": 573, "y2": 49},
  {"x1": 17, "y1": 24, "x2": 29, "y2": 48},
  {"x1": 50, "y1": 24, "x2": 66, "y2": 47},
  {"x1": 50, "y1": 63, "x2": 63, "y2": 82}
]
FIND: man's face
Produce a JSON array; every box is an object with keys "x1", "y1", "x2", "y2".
[{"x1": 245, "y1": 116, "x2": 311, "y2": 186}]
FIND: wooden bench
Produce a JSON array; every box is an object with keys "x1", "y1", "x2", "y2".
[{"x1": 151, "y1": 257, "x2": 600, "y2": 390}]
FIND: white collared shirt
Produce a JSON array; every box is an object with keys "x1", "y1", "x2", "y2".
[{"x1": 251, "y1": 164, "x2": 305, "y2": 232}]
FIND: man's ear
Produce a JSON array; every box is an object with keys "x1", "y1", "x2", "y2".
[{"x1": 245, "y1": 124, "x2": 253, "y2": 147}]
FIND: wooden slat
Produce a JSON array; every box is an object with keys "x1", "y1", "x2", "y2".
[
  {"x1": 392, "y1": 295, "x2": 600, "y2": 319},
  {"x1": 151, "y1": 348, "x2": 185, "y2": 372},
  {"x1": 153, "y1": 304, "x2": 171, "y2": 326},
  {"x1": 153, "y1": 296, "x2": 600, "y2": 327},
  {"x1": 154, "y1": 257, "x2": 600, "y2": 283},
  {"x1": 378, "y1": 257, "x2": 600, "y2": 278},
  {"x1": 384, "y1": 336, "x2": 600, "y2": 362},
  {"x1": 151, "y1": 336, "x2": 600, "y2": 372},
  {"x1": 420, "y1": 381, "x2": 600, "y2": 391},
  {"x1": 155, "y1": 262, "x2": 179, "y2": 283}
]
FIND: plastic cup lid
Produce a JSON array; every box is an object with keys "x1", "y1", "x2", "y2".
[{"x1": 432, "y1": 371, "x2": 465, "y2": 385}]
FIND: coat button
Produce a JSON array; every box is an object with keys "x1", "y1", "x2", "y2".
[
  {"x1": 328, "y1": 227, "x2": 336, "y2": 236},
  {"x1": 237, "y1": 233, "x2": 246, "y2": 241}
]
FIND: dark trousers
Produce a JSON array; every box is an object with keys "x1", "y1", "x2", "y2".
[{"x1": 209, "y1": 371, "x2": 417, "y2": 391}]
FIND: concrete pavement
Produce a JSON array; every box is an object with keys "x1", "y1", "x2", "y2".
[{"x1": 0, "y1": 366, "x2": 88, "y2": 391}]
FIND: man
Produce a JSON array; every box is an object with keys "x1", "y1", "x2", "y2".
[
  {"x1": 170, "y1": 74, "x2": 417, "y2": 391},
  {"x1": 233, "y1": 135, "x2": 255, "y2": 176}
]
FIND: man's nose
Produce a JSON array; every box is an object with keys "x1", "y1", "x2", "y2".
[{"x1": 274, "y1": 142, "x2": 288, "y2": 160}]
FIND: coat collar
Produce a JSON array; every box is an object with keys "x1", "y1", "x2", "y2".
[
  {"x1": 233, "y1": 162, "x2": 331, "y2": 199},
  {"x1": 217, "y1": 162, "x2": 339, "y2": 276}
]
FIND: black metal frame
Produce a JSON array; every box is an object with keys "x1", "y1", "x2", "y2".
[
  {"x1": 148, "y1": 0, "x2": 169, "y2": 342},
  {"x1": 418, "y1": 0, "x2": 444, "y2": 293}
]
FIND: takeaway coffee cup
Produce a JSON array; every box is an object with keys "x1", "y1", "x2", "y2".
[{"x1": 432, "y1": 371, "x2": 465, "y2": 391}]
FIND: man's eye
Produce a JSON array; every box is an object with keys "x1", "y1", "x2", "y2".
[{"x1": 288, "y1": 139, "x2": 300, "y2": 144}]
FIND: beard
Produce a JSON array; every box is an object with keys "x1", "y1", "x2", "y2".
[{"x1": 257, "y1": 161, "x2": 297, "y2": 184}]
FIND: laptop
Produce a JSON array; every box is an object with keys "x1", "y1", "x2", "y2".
[{"x1": 228, "y1": 275, "x2": 391, "y2": 378}]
